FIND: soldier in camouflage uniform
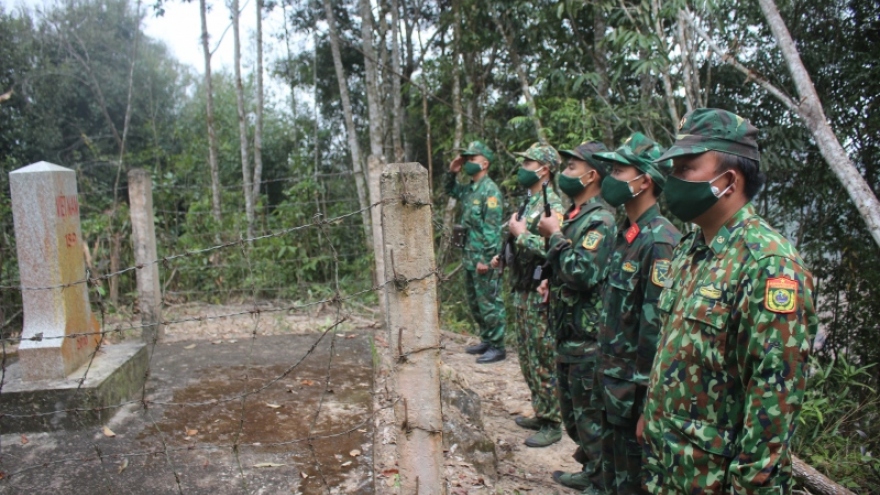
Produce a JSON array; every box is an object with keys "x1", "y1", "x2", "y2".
[
  {"x1": 589, "y1": 133, "x2": 681, "y2": 495},
  {"x1": 445, "y1": 140, "x2": 508, "y2": 364},
  {"x1": 537, "y1": 141, "x2": 616, "y2": 492},
  {"x1": 639, "y1": 109, "x2": 818, "y2": 494},
  {"x1": 491, "y1": 143, "x2": 567, "y2": 447}
]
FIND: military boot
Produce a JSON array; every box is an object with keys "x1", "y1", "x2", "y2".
[
  {"x1": 551, "y1": 469, "x2": 593, "y2": 491},
  {"x1": 465, "y1": 342, "x2": 490, "y2": 355},
  {"x1": 476, "y1": 346, "x2": 506, "y2": 363},
  {"x1": 514, "y1": 415, "x2": 543, "y2": 431},
  {"x1": 524, "y1": 421, "x2": 561, "y2": 447}
]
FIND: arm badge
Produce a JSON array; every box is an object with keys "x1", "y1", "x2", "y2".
[
  {"x1": 582, "y1": 230, "x2": 603, "y2": 250},
  {"x1": 651, "y1": 259, "x2": 671, "y2": 287},
  {"x1": 765, "y1": 277, "x2": 798, "y2": 313}
]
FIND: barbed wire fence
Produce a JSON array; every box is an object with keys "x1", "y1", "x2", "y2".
[{"x1": 0, "y1": 163, "x2": 445, "y2": 494}]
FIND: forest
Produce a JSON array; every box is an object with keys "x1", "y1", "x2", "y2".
[{"x1": 0, "y1": 0, "x2": 878, "y2": 489}]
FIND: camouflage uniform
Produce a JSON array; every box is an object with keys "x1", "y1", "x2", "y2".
[
  {"x1": 508, "y1": 144, "x2": 567, "y2": 425},
  {"x1": 642, "y1": 109, "x2": 818, "y2": 495},
  {"x1": 546, "y1": 195, "x2": 616, "y2": 473},
  {"x1": 445, "y1": 142, "x2": 506, "y2": 349},
  {"x1": 592, "y1": 135, "x2": 682, "y2": 495}
]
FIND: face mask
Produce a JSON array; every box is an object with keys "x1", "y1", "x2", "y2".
[
  {"x1": 517, "y1": 166, "x2": 544, "y2": 188},
  {"x1": 558, "y1": 171, "x2": 591, "y2": 198},
  {"x1": 601, "y1": 174, "x2": 645, "y2": 207},
  {"x1": 463, "y1": 160, "x2": 483, "y2": 176},
  {"x1": 664, "y1": 171, "x2": 734, "y2": 222}
]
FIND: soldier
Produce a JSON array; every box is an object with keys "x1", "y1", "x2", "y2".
[
  {"x1": 491, "y1": 143, "x2": 567, "y2": 447},
  {"x1": 590, "y1": 133, "x2": 681, "y2": 495},
  {"x1": 639, "y1": 109, "x2": 818, "y2": 494},
  {"x1": 537, "y1": 141, "x2": 616, "y2": 492},
  {"x1": 445, "y1": 140, "x2": 507, "y2": 364}
]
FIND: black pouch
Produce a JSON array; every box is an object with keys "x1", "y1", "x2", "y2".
[{"x1": 452, "y1": 224, "x2": 467, "y2": 248}]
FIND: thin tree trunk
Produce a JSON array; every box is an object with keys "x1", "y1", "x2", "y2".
[
  {"x1": 592, "y1": 7, "x2": 614, "y2": 146},
  {"x1": 113, "y1": 0, "x2": 142, "y2": 210},
  {"x1": 200, "y1": 0, "x2": 222, "y2": 225},
  {"x1": 440, "y1": 0, "x2": 463, "y2": 262},
  {"x1": 360, "y1": 0, "x2": 386, "y2": 286},
  {"x1": 322, "y1": 0, "x2": 371, "y2": 244},
  {"x1": 252, "y1": 0, "x2": 265, "y2": 205},
  {"x1": 232, "y1": 0, "x2": 255, "y2": 239},
  {"x1": 675, "y1": 15, "x2": 696, "y2": 114},
  {"x1": 390, "y1": 0, "x2": 404, "y2": 162},
  {"x1": 492, "y1": 13, "x2": 548, "y2": 144},
  {"x1": 651, "y1": 0, "x2": 679, "y2": 127},
  {"x1": 685, "y1": 7, "x2": 880, "y2": 249}
]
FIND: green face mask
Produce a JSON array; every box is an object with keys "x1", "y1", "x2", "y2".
[
  {"x1": 463, "y1": 160, "x2": 483, "y2": 176},
  {"x1": 558, "y1": 172, "x2": 589, "y2": 198},
  {"x1": 601, "y1": 174, "x2": 644, "y2": 207},
  {"x1": 664, "y1": 171, "x2": 733, "y2": 222},
  {"x1": 517, "y1": 166, "x2": 543, "y2": 188}
]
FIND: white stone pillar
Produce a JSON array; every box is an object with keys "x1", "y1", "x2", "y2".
[
  {"x1": 128, "y1": 168, "x2": 163, "y2": 344},
  {"x1": 10, "y1": 162, "x2": 100, "y2": 381}
]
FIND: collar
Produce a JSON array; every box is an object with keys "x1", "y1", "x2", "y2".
[
  {"x1": 566, "y1": 195, "x2": 604, "y2": 222},
  {"x1": 688, "y1": 203, "x2": 757, "y2": 256}
]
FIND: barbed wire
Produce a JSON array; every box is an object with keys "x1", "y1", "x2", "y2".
[{"x1": 0, "y1": 186, "x2": 440, "y2": 493}]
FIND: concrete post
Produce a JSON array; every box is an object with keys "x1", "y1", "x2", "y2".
[
  {"x1": 10, "y1": 162, "x2": 100, "y2": 381},
  {"x1": 128, "y1": 169, "x2": 163, "y2": 344},
  {"x1": 380, "y1": 163, "x2": 444, "y2": 493}
]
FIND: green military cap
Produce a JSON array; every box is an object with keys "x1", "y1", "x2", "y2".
[
  {"x1": 460, "y1": 140, "x2": 496, "y2": 163},
  {"x1": 655, "y1": 108, "x2": 760, "y2": 163},
  {"x1": 595, "y1": 132, "x2": 671, "y2": 189},
  {"x1": 559, "y1": 141, "x2": 611, "y2": 178},
  {"x1": 514, "y1": 142, "x2": 561, "y2": 169}
]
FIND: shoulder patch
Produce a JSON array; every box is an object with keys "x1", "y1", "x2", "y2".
[
  {"x1": 651, "y1": 259, "x2": 671, "y2": 287},
  {"x1": 765, "y1": 277, "x2": 798, "y2": 313},
  {"x1": 582, "y1": 230, "x2": 604, "y2": 250},
  {"x1": 486, "y1": 196, "x2": 499, "y2": 208}
]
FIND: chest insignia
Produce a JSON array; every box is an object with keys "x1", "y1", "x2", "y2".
[
  {"x1": 582, "y1": 230, "x2": 604, "y2": 251},
  {"x1": 765, "y1": 277, "x2": 798, "y2": 313},
  {"x1": 472, "y1": 199, "x2": 481, "y2": 205},
  {"x1": 622, "y1": 261, "x2": 638, "y2": 273},
  {"x1": 699, "y1": 285, "x2": 722, "y2": 299},
  {"x1": 651, "y1": 259, "x2": 671, "y2": 287}
]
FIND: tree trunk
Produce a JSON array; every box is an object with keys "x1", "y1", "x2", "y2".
[
  {"x1": 792, "y1": 454, "x2": 856, "y2": 495},
  {"x1": 231, "y1": 0, "x2": 254, "y2": 239},
  {"x1": 360, "y1": 0, "x2": 386, "y2": 287},
  {"x1": 651, "y1": 0, "x2": 679, "y2": 128},
  {"x1": 252, "y1": 0, "x2": 265, "y2": 207},
  {"x1": 592, "y1": 6, "x2": 614, "y2": 147},
  {"x1": 493, "y1": 13, "x2": 548, "y2": 144},
  {"x1": 199, "y1": 0, "x2": 222, "y2": 225},
  {"x1": 440, "y1": 0, "x2": 463, "y2": 264},
  {"x1": 389, "y1": 0, "x2": 404, "y2": 162},
  {"x1": 322, "y1": 0, "x2": 371, "y2": 245}
]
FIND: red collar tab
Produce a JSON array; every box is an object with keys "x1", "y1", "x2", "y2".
[
  {"x1": 568, "y1": 205, "x2": 580, "y2": 220},
  {"x1": 625, "y1": 223, "x2": 640, "y2": 244}
]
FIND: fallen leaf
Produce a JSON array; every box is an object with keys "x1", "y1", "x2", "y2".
[
  {"x1": 253, "y1": 462, "x2": 286, "y2": 468},
  {"x1": 300, "y1": 472, "x2": 309, "y2": 479},
  {"x1": 183, "y1": 344, "x2": 196, "y2": 350},
  {"x1": 212, "y1": 340, "x2": 222, "y2": 345},
  {"x1": 345, "y1": 334, "x2": 357, "y2": 339},
  {"x1": 301, "y1": 379, "x2": 315, "y2": 386},
  {"x1": 229, "y1": 339, "x2": 237, "y2": 344},
  {"x1": 265, "y1": 403, "x2": 281, "y2": 409},
  {"x1": 118, "y1": 458, "x2": 129, "y2": 474},
  {"x1": 385, "y1": 477, "x2": 396, "y2": 487},
  {"x1": 349, "y1": 449, "x2": 361, "y2": 457},
  {"x1": 340, "y1": 461, "x2": 352, "y2": 467},
  {"x1": 357, "y1": 429, "x2": 367, "y2": 433},
  {"x1": 186, "y1": 429, "x2": 198, "y2": 436},
  {"x1": 103, "y1": 426, "x2": 116, "y2": 437},
  {"x1": 20, "y1": 435, "x2": 28, "y2": 445},
  {"x1": 381, "y1": 468, "x2": 399, "y2": 477}
]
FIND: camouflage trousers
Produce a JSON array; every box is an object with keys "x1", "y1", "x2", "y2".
[
  {"x1": 557, "y1": 354, "x2": 603, "y2": 473},
  {"x1": 513, "y1": 290, "x2": 560, "y2": 423},
  {"x1": 600, "y1": 412, "x2": 647, "y2": 495},
  {"x1": 464, "y1": 269, "x2": 506, "y2": 348}
]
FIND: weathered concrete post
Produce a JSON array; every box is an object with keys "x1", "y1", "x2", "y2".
[
  {"x1": 10, "y1": 162, "x2": 100, "y2": 381},
  {"x1": 128, "y1": 168, "x2": 163, "y2": 344},
  {"x1": 380, "y1": 163, "x2": 444, "y2": 493}
]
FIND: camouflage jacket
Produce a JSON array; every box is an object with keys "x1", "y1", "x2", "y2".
[
  {"x1": 643, "y1": 204, "x2": 817, "y2": 495},
  {"x1": 546, "y1": 195, "x2": 616, "y2": 361},
  {"x1": 445, "y1": 173, "x2": 505, "y2": 270},
  {"x1": 507, "y1": 187, "x2": 565, "y2": 292},
  {"x1": 594, "y1": 205, "x2": 681, "y2": 426}
]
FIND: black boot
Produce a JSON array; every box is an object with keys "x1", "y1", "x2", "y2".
[
  {"x1": 476, "y1": 347, "x2": 506, "y2": 363},
  {"x1": 465, "y1": 342, "x2": 491, "y2": 355}
]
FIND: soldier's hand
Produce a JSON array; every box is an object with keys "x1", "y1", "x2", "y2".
[
  {"x1": 537, "y1": 279, "x2": 549, "y2": 303},
  {"x1": 476, "y1": 262, "x2": 489, "y2": 274},
  {"x1": 449, "y1": 155, "x2": 464, "y2": 173},
  {"x1": 490, "y1": 255, "x2": 500, "y2": 269},
  {"x1": 636, "y1": 414, "x2": 646, "y2": 445},
  {"x1": 537, "y1": 214, "x2": 561, "y2": 237},
  {"x1": 508, "y1": 214, "x2": 527, "y2": 237}
]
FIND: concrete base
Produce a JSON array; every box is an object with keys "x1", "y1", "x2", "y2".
[{"x1": 0, "y1": 342, "x2": 148, "y2": 433}]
